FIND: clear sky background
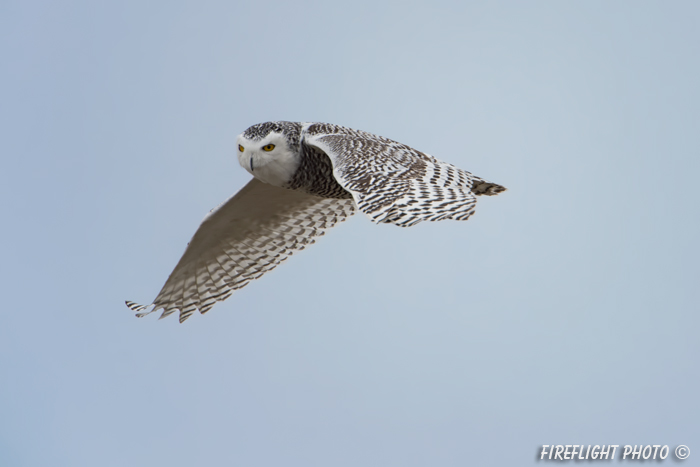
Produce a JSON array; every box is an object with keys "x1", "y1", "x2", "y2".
[{"x1": 1, "y1": 1, "x2": 698, "y2": 466}]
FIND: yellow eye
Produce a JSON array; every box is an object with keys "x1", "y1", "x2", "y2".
[
  {"x1": 262, "y1": 144, "x2": 275, "y2": 152},
  {"x1": 238, "y1": 145, "x2": 245, "y2": 152}
]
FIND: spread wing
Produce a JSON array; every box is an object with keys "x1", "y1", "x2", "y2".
[
  {"x1": 126, "y1": 178, "x2": 355, "y2": 323},
  {"x1": 304, "y1": 123, "x2": 505, "y2": 227}
]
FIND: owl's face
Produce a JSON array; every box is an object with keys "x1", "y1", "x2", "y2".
[{"x1": 237, "y1": 125, "x2": 301, "y2": 187}]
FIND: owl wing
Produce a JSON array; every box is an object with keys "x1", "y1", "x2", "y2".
[
  {"x1": 303, "y1": 123, "x2": 506, "y2": 227},
  {"x1": 126, "y1": 178, "x2": 355, "y2": 323}
]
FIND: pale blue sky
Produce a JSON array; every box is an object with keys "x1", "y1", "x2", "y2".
[{"x1": 1, "y1": 1, "x2": 698, "y2": 466}]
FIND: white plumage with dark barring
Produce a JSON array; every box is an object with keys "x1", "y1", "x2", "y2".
[{"x1": 126, "y1": 122, "x2": 507, "y2": 323}]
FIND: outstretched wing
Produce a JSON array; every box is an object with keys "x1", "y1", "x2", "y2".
[
  {"x1": 126, "y1": 178, "x2": 355, "y2": 323},
  {"x1": 304, "y1": 123, "x2": 505, "y2": 228}
]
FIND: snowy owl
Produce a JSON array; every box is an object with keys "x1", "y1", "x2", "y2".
[{"x1": 126, "y1": 122, "x2": 506, "y2": 322}]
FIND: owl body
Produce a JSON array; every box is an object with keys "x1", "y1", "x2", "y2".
[
  {"x1": 237, "y1": 122, "x2": 349, "y2": 199},
  {"x1": 128, "y1": 121, "x2": 507, "y2": 322}
]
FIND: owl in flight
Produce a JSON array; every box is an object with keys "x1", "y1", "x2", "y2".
[{"x1": 127, "y1": 122, "x2": 506, "y2": 323}]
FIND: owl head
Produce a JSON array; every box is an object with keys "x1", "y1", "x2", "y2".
[{"x1": 236, "y1": 121, "x2": 303, "y2": 187}]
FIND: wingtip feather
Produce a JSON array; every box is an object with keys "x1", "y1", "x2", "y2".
[{"x1": 126, "y1": 300, "x2": 159, "y2": 318}]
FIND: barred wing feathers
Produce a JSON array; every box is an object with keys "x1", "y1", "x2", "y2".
[
  {"x1": 126, "y1": 178, "x2": 355, "y2": 323},
  {"x1": 304, "y1": 123, "x2": 505, "y2": 228}
]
